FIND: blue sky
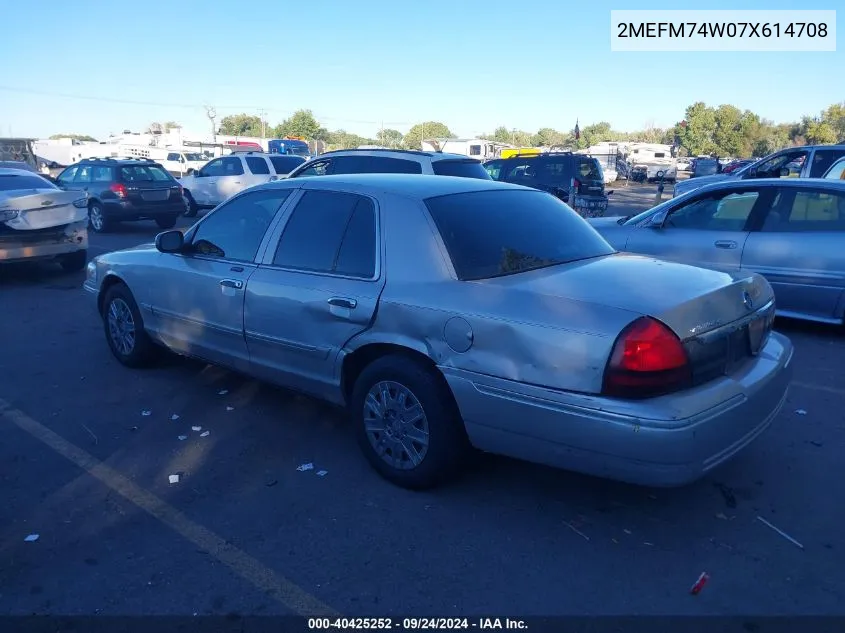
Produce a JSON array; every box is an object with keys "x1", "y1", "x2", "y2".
[{"x1": 0, "y1": 0, "x2": 840, "y2": 140}]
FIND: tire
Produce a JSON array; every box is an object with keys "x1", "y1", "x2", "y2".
[
  {"x1": 59, "y1": 249, "x2": 87, "y2": 272},
  {"x1": 350, "y1": 354, "x2": 469, "y2": 490},
  {"x1": 101, "y1": 283, "x2": 158, "y2": 368},
  {"x1": 88, "y1": 202, "x2": 111, "y2": 233},
  {"x1": 155, "y1": 214, "x2": 178, "y2": 229},
  {"x1": 182, "y1": 190, "x2": 198, "y2": 217}
]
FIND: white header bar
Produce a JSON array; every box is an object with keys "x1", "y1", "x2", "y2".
[{"x1": 611, "y1": 10, "x2": 836, "y2": 52}]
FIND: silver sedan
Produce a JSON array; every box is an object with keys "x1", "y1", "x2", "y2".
[{"x1": 84, "y1": 175, "x2": 793, "y2": 490}]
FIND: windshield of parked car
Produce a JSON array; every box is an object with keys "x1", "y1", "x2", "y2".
[
  {"x1": 0, "y1": 174, "x2": 56, "y2": 191},
  {"x1": 184, "y1": 153, "x2": 204, "y2": 161},
  {"x1": 425, "y1": 189, "x2": 614, "y2": 280},
  {"x1": 431, "y1": 159, "x2": 492, "y2": 180}
]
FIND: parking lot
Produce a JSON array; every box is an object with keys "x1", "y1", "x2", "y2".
[{"x1": 2, "y1": 184, "x2": 844, "y2": 618}]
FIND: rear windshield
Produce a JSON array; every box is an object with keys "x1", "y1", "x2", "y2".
[
  {"x1": 431, "y1": 159, "x2": 491, "y2": 180},
  {"x1": 425, "y1": 189, "x2": 614, "y2": 281},
  {"x1": 270, "y1": 155, "x2": 306, "y2": 174},
  {"x1": 577, "y1": 157, "x2": 604, "y2": 181},
  {"x1": 695, "y1": 160, "x2": 719, "y2": 176},
  {"x1": 0, "y1": 174, "x2": 56, "y2": 191},
  {"x1": 120, "y1": 165, "x2": 174, "y2": 182}
]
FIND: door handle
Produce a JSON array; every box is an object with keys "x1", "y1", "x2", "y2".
[
  {"x1": 714, "y1": 240, "x2": 738, "y2": 249},
  {"x1": 328, "y1": 297, "x2": 357, "y2": 309},
  {"x1": 219, "y1": 279, "x2": 244, "y2": 289}
]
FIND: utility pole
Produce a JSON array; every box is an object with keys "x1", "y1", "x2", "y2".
[
  {"x1": 259, "y1": 109, "x2": 267, "y2": 138},
  {"x1": 204, "y1": 106, "x2": 217, "y2": 144}
]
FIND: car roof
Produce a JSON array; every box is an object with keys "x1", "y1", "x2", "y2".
[
  {"x1": 78, "y1": 157, "x2": 159, "y2": 165},
  {"x1": 0, "y1": 167, "x2": 49, "y2": 177},
  {"x1": 315, "y1": 148, "x2": 475, "y2": 162},
  {"x1": 685, "y1": 177, "x2": 845, "y2": 195},
  {"x1": 267, "y1": 173, "x2": 528, "y2": 199}
]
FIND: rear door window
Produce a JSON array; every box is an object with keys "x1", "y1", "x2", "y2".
[
  {"x1": 269, "y1": 155, "x2": 305, "y2": 174},
  {"x1": 431, "y1": 159, "x2": 490, "y2": 179},
  {"x1": 330, "y1": 155, "x2": 422, "y2": 174},
  {"x1": 245, "y1": 156, "x2": 271, "y2": 175},
  {"x1": 762, "y1": 188, "x2": 845, "y2": 232},
  {"x1": 577, "y1": 157, "x2": 603, "y2": 181},
  {"x1": 810, "y1": 149, "x2": 845, "y2": 178}
]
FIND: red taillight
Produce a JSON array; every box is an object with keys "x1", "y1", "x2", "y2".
[
  {"x1": 110, "y1": 183, "x2": 127, "y2": 199},
  {"x1": 602, "y1": 317, "x2": 691, "y2": 399}
]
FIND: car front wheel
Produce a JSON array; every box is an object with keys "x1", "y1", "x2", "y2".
[
  {"x1": 182, "y1": 190, "x2": 198, "y2": 217},
  {"x1": 102, "y1": 283, "x2": 158, "y2": 367},
  {"x1": 350, "y1": 354, "x2": 469, "y2": 490}
]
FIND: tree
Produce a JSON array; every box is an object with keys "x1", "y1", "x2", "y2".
[
  {"x1": 579, "y1": 121, "x2": 613, "y2": 148},
  {"x1": 163, "y1": 121, "x2": 181, "y2": 131},
  {"x1": 218, "y1": 113, "x2": 266, "y2": 137},
  {"x1": 376, "y1": 128, "x2": 403, "y2": 148},
  {"x1": 49, "y1": 133, "x2": 97, "y2": 142},
  {"x1": 679, "y1": 102, "x2": 717, "y2": 156},
  {"x1": 713, "y1": 104, "x2": 745, "y2": 156},
  {"x1": 821, "y1": 102, "x2": 845, "y2": 142},
  {"x1": 403, "y1": 121, "x2": 453, "y2": 149},
  {"x1": 275, "y1": 109, "x2": 326, "y2": 140},
  {"x1": 805, "y1": 119, "x2": 838, "y2": 145},
  {"x1": 533, "y1": 127, "x2": 568, "y2": 147}
]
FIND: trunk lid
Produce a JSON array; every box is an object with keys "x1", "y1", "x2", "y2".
[
  {"x1": 481, "y1": 253, "x2": 773, "y2": 341},
  {"x1": 0, "y1": 189, "x2": 87, "y2": 230},
  {"x1": 119, "y1": 165, "x2": 182, "y2": 206}
]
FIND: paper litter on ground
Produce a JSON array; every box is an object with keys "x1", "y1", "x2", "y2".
[
  {"x1": 177, "y1": 435, "x2": 188, "y2": 441},
  {"x1": 218, "y1": 389, "x2": 228, "y2": 396},
  {"x1": 297, "y1": 463, "x2": 314, "y2": 472},
  {"x1": 141, "y1": 410, "x2": 152, "y2": 417},
  {"x1": 226, "y1": 406, "x2": 234, "y2": 412},
  {"x1": 168, "y1": 474, "x2": 180, "y2": 484},
  {"x1": 24, "y1": 534, "x2": 39, "y2": 542},
  {"x1": 200, "y1": 430, "x2": 210, "y2": 437},
  {"x1": 191, "y1": 426, "x2": 202, "y2": 432},
  {"x1": 171, "y1": 414, "x2": 180, "y2": 421},
  {"x1": 316, "y1": 470, "x2": 328, "y2": 477}
]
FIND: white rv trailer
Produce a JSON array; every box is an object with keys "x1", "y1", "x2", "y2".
[
  {"x1": 420, "y1": 138, "x2": 505, "y2": 160},
  {"x1": 625, "y1": 142, "x2": 677, "y2": 181}
]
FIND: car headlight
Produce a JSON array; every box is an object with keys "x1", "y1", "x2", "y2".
[
  {"x1": 0, "y1": 208, "x2": 19, "y2": 222},
  {"x1": 73, "y1": 196, "x2": 88, "y2": 208},
  {"x1": 86, "y1": 260, "x2": 97, "y2": 283}
]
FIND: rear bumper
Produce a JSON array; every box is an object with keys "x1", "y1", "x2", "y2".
[
  {"x1": 0, "y1": 221, "x2": 88, "y2": 263},
  {"x1": 443, "y1": 332, "x2": 794, "y2": 487},
  {"x1": 102, "y1": 200, "x2": 184, "y2": 219}
]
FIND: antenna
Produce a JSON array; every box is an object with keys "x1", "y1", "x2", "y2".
[{"x1": 205, "y1": 105, "x2": 217, "y2": 143}]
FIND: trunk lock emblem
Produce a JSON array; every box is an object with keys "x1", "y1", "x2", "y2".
[{"x1": 742, "y1": 291, "x2": 753, "y2": 310}]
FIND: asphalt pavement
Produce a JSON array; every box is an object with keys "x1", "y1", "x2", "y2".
[{"x1": 1, "y1": 185, "x2": 844, "y2": 618}]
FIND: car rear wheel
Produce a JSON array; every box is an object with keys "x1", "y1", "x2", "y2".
[
  {"x1": 155, "y1": 214, "x2": 179, "y2": 229},
  {"x1": 88, "y1": 202, "x2": 111, "y2": 233},
  {"x1": 59, "y1": 249, "x2": 87, "y2": 272},
  {"x1": 102, "y1": 284, "x2": 158, "y2": 367},
  {"x1": 350, "y1": 354, "x2": 469, "y2": 490},
  {"x1": 182, "y1": 190, "x2": 198, "y2": 217}
]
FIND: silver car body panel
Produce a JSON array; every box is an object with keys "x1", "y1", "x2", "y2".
[
  {"x1": 592, "y1": 178, "x2": 845, "y2": 324},
  {"x1": 85, "y1": 174, "x2": 793, "y2": 486}
]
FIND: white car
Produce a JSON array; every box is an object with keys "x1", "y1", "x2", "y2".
[
  {"x1": 160, "y1": 151, "x2": 207, "y2": 177},
  {"x1": 178, "y1": 152, "x2": 305, "y2": 216},
  {"x1": 0, "y1": 168, "x2": 89, "y2": 270}
]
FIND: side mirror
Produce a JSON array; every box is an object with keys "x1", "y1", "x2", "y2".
[
  {"x1": 648, "y1": 212, "x2": 667, "y2": 228},
  {"x1": 155, "y1": 230, "x2": 184, "y2": 253}
]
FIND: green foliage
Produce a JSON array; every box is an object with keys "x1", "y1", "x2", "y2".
[
  {"x1": 376, "y1": 128, "x2": 403, "y2": 148},
  {"x1": 218, "y1": 114, "x2": 267, "y2": 137},
  {"x1": 403, "y1": 121, "x2": 453, "y2": 150},
  {"x1": 274, "y1": 109, "x2": 328, "y2": 140},
  {"x1": 49, "y1": 133, "x2": 97, "y2": 142}
]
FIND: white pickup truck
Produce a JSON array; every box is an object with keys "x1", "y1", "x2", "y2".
[{"x1": 160, "y1": 151, "x2": 206, "y2": 177}]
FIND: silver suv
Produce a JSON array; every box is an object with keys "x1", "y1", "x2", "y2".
[{"x1": 286, "y1": 149, "x2": 491, "y2": 180}]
